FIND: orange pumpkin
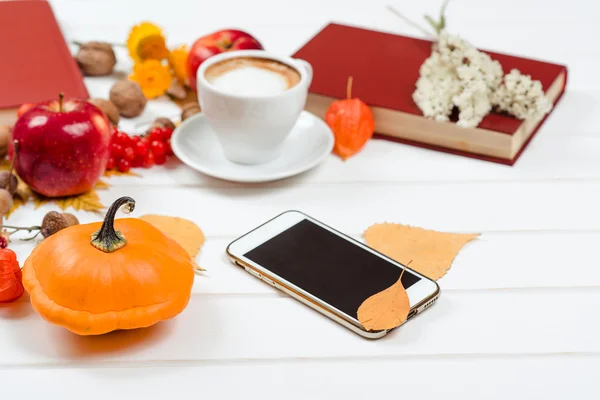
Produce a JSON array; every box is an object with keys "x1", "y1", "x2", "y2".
[{"x1": 22, "y1": 196, "x2": 195, "y2": 335}]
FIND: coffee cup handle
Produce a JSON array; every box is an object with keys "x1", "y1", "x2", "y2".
[{"x1": 295, "y1": 59, "x2": 313, "y2": 85}]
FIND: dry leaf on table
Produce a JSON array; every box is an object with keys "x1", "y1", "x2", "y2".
[
  {"x1": 94, "y1": 180, "x2": 110, "y2": 190},
  {"x1": 33, "y1": 186, "x2": 105, "y2": 213},
  {"x1": 357, "y1": 268, "x2": 410, "y2": 331},
  {"x1": 139, "y1": 214, "x2": 206, "y2": 271},
  {"x1": 364, "y1": 223, "x2": 479, "y2": 281},
  {"x1": 103, "y1": 169, "x2": 141, "y2": 177}
]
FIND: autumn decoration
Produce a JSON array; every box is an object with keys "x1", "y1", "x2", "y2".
[
  {"x1": 325, "y1": 77, "x2": 375, "y2": 160},
  {"x1": 364, "y1": 223, "x2": 479, "y2": 280},
  {"x1": 0, "y1": 249, "x2": 24, "y2": 303},
  {"x1": 357, "y1": 265, "x2": 411, "y2": 331},
  {"x1": 22, "y1": 196, "x2": 195, "y2": 335},
  {"x1": 356, "y1": 223, "x2": 479, "y2": 332}
]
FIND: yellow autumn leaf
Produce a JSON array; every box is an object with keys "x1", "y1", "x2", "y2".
[
  {"x1": 0, "y1": 158, "x2": 10, "y2": 171},
  {"x1": 364, "y1": 223, "x2": 479, "y2": 281},
  {"x1": 33, "y1": 189, "x2": 104, "y2": 213},
  {"x1": 357, "y1": 268, "x2": 410, "y2": 331},
  {"x1": 138, "y1": 214, "x2": 205, "y2": 258},
  {"x1": 103, "y1": 169, "x2": 141, "y2": 177},
  {"x1": 94, "y1": 180, "x2": 110, "y2": 190}
]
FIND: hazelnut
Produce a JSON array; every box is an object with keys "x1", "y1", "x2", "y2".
[
  {"x1": 0, "y1": 188, "x2": 13, "y2": 215},
  {"x1": 0, "y1": 125, "x2": 11, "y2": 159},
  {"x1": 75, "y1": 41, "x2": 116, "y2": 76},
  {"x1": 181, "y1": 103, "x2": 201, "y2": 121},
  {"x1": 89, "y1": 98, "x2": 120, "y2": 125},
  {"x1": 41, "y1": 211, "x2": 80, "y2": 238},
  {"x1": 150, "y1": 117, "x2": 176, "y2": 131},
  {"x1": 109, "y1": 80, "x2": 147, "y2": 118},
  {"x1": 166, "y1": 80, "x2": 187, "y2": 100},
  {"x1": 0, "y1": 172, "x2": 18, "y2": 195}
]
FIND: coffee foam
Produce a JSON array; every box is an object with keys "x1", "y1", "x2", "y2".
[{"x1": 205, "y1": 57, "x2": 300, "y2": 96}]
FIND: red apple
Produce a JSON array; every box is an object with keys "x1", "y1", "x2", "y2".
[
  {"x1": 12, "y1": 95, "x2": 111, "y2": 197},
  {"x1": 17, "y1": 103, "x2": 35, "y2": 118},
  {"x1": 187, "y1": 29, "x2": 263, "y2": 90}
]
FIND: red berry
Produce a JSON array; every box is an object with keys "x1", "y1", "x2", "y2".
[
  {"x1": 151, "y1": 140, "x2": 167, "y2": 156},
  {"x1": 134, "y1": 140, "x2": 150, "y2": 157},
  {"x1": 0, "y1": 236, "x2": 8, "y2": 249},
  {"x1": 123, "y1": 146, "x2": 136, "y2": 162},
  {"x1": 143, "y1": 152, "x2": 155, "y2": 168},
  {"x1": 115, "y1": 131, "x2": 131, "y2": 146},
  {"x1": 106, "y1": 157, "x2": 116, "y2": 170},
  {"x1": 131, "y1": 155, "x2": 144, "y2": 168},
  {"x1": 154, "y1": 152, "x2": 167, "y2": 165},
  {"x1": 162, "y1": 127, "x2": 174, "y2": 140},
  {"x1": 148, "y1": 128, "x2": 162, "y2": 142},
  {"x1": 131, "y1": 135, "x2": 141, "y2": 144},
  {"x1": 117, "y1": 159, "x2": 131, "y2": 172},
  {"x1": 111, "y1": 125, "x2": 119, "y2": 136},
  {"x1": 165, "y1": 139, "x2": 174, "y2": 156},
  {"x1": 110, "y1": 143, "x2": 124, "y2": 158}
]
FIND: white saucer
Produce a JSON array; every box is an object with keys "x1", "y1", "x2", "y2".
[{"x1": 171, "y1": 111, "x2": 334, "y2": 183}]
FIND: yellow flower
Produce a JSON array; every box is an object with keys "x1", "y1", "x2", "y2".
[
  {"x1": 127, "y1": 22, "x2": 169, "y2": 63},
  {"x1": 129, "y1": 60, "x2": 173, "y2": 99},
  {"x1": 169, "y1": 45, "x2": 189, "y2": 86}
]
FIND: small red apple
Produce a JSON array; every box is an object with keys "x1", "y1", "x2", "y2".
[
  {"x1": 12, "y1": 94, "x2": 111, "y2": 197},
  {"x1": 187, "y1": 29, "x2": 263, "y2": 90}
]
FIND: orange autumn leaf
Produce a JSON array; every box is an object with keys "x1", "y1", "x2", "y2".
[
  {"x1": 357, "y1": 268, "x2": 410, "y2": 331},
  {"x1": 138, "y1": 214, "x2": 205, "y2": 259},
  {"x1": 325, "y1": 77, "x2": 375, "y2": 160},
  {"x1": 364, "y1": 223, "x2": 479, "y2": 281}
]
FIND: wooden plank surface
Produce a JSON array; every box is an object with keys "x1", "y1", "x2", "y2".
[{"x1": 1, "y1": 0, "x2": 598, "y2": 397}]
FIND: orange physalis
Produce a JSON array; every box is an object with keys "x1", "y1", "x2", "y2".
[
  {"x1": 325, "y1": 77, "x2": 375, "y2": 160},
  {"x1": 0, "y1": 248, "x2": 24, "y2": 303}
]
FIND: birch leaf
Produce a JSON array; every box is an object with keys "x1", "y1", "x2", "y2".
[
  {"x1": 357, "y1": 269, "x2": 410, "y2": 331},
  {"x1": 364, "y1": 223, "x2": 478, "y2": 280},
  {"x1": 139, "y1": 214, "x2": 205, "y2": 259}
]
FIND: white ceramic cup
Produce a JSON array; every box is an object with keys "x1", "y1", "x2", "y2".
[{"x1": 197, "y1": 50, "x2": 313, "y2": 165}]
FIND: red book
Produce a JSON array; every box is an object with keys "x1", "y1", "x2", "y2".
[
  {"x1": 0, "y1": 0, "x2": 88, "y2": 125},
  {"x1": 293, "y1": 23, "x2": 567, "y2": 165}
]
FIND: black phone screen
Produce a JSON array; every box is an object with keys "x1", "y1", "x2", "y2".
[{"x1": 244, "y1": 218, "x2": 421, "y2": 319}]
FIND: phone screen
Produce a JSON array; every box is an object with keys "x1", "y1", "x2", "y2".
[{"x1": 244, "y1": 219, "x2": 421, "y2": 319}]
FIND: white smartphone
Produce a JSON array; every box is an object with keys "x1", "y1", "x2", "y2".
[{"x1": 227, "y1": 211, "x2": 440, "y2": 339}]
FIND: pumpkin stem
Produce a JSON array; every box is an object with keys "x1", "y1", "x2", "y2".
[{"x1": 90, "y1": 196, "x2": 135, "y2": 253}]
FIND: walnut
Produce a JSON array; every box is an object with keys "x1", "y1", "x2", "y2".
[
  {"x1": 181, "y1": 103, "x2": 201, "y2": 121},
  {"x1": 150, "y1": 117, "x2": 176, "y2": 131},
  {"x1": 109, "y1": 80, "x2": 147, "y2": 118},
  {"x1": 0, "y1": 125, "x2": 11, "y2": 159},
  {"x1": 89, "y1": 98, "x2": 120, "y2": 125},
  {"x1": 75, "y1": 41, "x2": 116, "y2": 76}
]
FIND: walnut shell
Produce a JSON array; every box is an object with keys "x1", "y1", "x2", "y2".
[
  {"x1": 75, "y1": 41, "x2": 116, "y2": 76},
  {"x1": 181, "y1": 103, "x2": 201, "y2": 121},
  {"x1": 109, "y1": 80, "x2": 147, "y2": 118},
  {"x1": 89, "y1": 98, "x2": 120, "y2": 125}
]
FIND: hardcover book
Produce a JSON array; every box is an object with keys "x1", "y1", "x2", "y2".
[
  {"x1": 0, "y1": 0, "x2": 88, "y2": 125},
  {"x1": 293, "y1": 23, "x2": 567, "y2": 165}
]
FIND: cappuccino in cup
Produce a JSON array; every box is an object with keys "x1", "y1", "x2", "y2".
[
  {"x1": 197, "y1": 50, "x2": 313, "y2": 165},
  {"x1": 205, "y1": 57, "x2": 301, "y2": 96}
]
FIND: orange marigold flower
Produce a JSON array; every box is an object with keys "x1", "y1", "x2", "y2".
[
  {"x1": 127, "y1": 22, "x2": 169, "y2": 63},
  {"x1": 169, "y1": 45, "x2": 189, "y2": 86},
  {"x1": 129, "y1": 60, "x2": 173, "y2": 99}
]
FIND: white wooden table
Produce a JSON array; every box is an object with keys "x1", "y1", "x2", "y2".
[{"x1": 2, "y1": 0, "x2": 599, "y2": 398}]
